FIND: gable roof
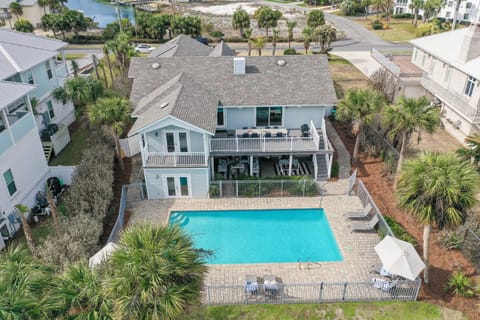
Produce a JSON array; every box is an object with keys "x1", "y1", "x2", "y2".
[
  {"x1": 209, "y1": 41, "x2": 236, "y2": 57},
  {"x1": 0, "y1": 81, "x2": 36, "y2": 109},
  {"x1": 128, "y1": 55, "x2": 337, "y2": 134},
  {"x1": 129, "y1": 73, "x2": 218, "y2": 135},
  {"x1": 148, "y1": 35, "x2": 214, "y2": 58},
  {"x1": 410, "y1": 26, "x2": 480, "y2": 79},
  {"x1": 0, "y1": 29, "x2": 67, "y2": 79}
]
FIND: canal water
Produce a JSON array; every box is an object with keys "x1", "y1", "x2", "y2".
[{"x1": 67, "y1": 0, "x2": 135, "y2": 28}]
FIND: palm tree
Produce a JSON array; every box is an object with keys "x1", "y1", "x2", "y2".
[
  {"x1": 98, "y1": 60, "x2": 109, "y2": 88},
  {"x1": 38, "y1": 0, "x2": 48, "y2": 14},
  {"x1": 103, "y1": 45, "x2": 115, "y2": 83},
  {"x1": 317, "y1": 25, "x2": 337, "y2": 53},
  {"x1": 252, "y1": 36, "x2": 266, "y2": 56},
  {"x1": 104, "y1": 224, "x2": 208, "y2": 320},
  {"x1": 70, "y1": 59, "x2": 80, "y2": 77},
  {"x1": 88, "y1": 96, "x2": 131, "y2": 171},
  {"x1": 245, "y1": 28, "x2": 253, "y2": 56},
  {"x1": 397, "y1": 152, "x2": 478, "y2": 283},
  {"x1": 409, "y1": 0, "x2": 424, "y2": 27},
  {"x1": 232, "y1": 8, "x2": 250, "y2": 38},
  {"x1": 336, "y1": 89, "x2": 384, "y2": 165},
  {"x1": 371, "y1": 0, "x2": 383, "y2": 20},
  {"x1": 382, "y1": 96, "x2": 440, "y2": 188},
  {"x1": 14, "y1": 204, "x2": 39, "y2": 258},
  {"x1": 286, "y1": 20, "x2": 297, "y2": 49},
  {"x1": 52, "y1": 263, "x2": 112, "y2": 319},
  {"x1": 9, "y1": 2, "x2": 22, "y2": 19},
  {"x1": 302, "y1": 27, "x2": 314, "y2": 54},
  {"x1": 456, "y1": 133, "x2": 480, "y2": 166},
  {"x1": 272, "y1": 28, "x2": 279, "y2": 56},
  {"x1": 0, "y1": 246, "x2": 57, "y2": 319},
  {"x1": 382, "y1": 0, "x2": 396, "y2": 22}
]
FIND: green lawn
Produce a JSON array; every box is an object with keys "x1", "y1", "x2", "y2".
[
  {"x1": 49, "y1": 122, "x2": 88, "y2": 166},
  {"x1": 353, "y1": 18, "x2": 419, "y2": 42},
  {"x1": 64, "y1": 53, "x2": 86, "y2": 60},
  {"x1": 187, "y1": 302, "x2": 462, "y2": 320},
  {"x1": 12, "y1": 218, "x2": 54, "y2": 250}
]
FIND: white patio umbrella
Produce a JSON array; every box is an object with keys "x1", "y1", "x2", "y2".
[
  {"x1": 88, "y1": 242, "x2": 118, "y2": 268},
  {"x1": 374, "y1": 235, "x2": 425, "y2": 281}
]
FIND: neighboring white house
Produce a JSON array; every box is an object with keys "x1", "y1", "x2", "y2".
[
  {"x1": 0, "y1": 29, "x2": 75, "y2": 159},
  {"x1": 0, "y1": 0, "x2": 45, "y2": 28},
  {"x1": 128, "y1": 55, "x2": 337, "y2": 200},
  {"x1": 394, "y1": 0, "x2": 480, "y2": 24},
  {"x1": 410, "y1": 23, "x2": 480, "y2": 140}
]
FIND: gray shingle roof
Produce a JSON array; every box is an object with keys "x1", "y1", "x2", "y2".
[
  {"x1": 0, "y1": 81, "x2": 36, "y2": 109},
  {"x1": 209, "y1": 41, "x2": 236, "y2": 57},
  {"x1": 129, "y1": 55, "x2": 337, "y2": 134},
  {"x1": 148, "y1": 35, "x2": 213, "y2": 58}
]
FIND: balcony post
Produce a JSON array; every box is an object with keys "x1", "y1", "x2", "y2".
[
  {"x1": 290, "y1": 137, "x2": 293, "y2": 151},
  {"x1": 236, "y1": 136, "x2": 239, "y2": 152},
  {"x1": 288, "y1": 154, "x2": 293, "y2": 176}
]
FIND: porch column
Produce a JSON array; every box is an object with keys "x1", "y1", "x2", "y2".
[
  {"x1": 249, "y1": 156, "x2": 253, "y2": 176},
  {"x1": 288, "y1": 154, "x2": 293, "y2": 176},
  {"x1": 203, "y1": 133, "x2": 209, "y2": 165},
  {"x1": 210, "y1": 157, "x2": 215, "y2": 180},
  {"x1": 313, "y1": 154, "x2": 318, "y2": 180},
  {"x1": 327, "y1": 153, "x2": 333, "y2": 179}
]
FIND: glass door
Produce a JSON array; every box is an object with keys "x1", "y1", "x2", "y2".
[
  {"x1": 165, "y1": 176, "x2": 190, "y2": 198},
  {"x1": 164, "y1": 131, "x2": 188, "y2": 153}
]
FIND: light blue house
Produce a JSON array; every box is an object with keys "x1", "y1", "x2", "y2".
[
  {"x1": 0, "y1": 29, "x2": 75, "y2": 160},
  {"x1": 128, "y1": 55, "x2": 337, "y2": 199}
]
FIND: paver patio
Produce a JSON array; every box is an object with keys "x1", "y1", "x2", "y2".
[{"x1": 127, "y1": 179, "x2": 382, "y2": 286}]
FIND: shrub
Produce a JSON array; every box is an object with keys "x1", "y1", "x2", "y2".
[
  {"x1": 438, "y1": 230, "x2": 463, "y2": 250},
  {"x1": 331, "y1": 161, "x2": 339, "y2": 178},
  {"x1": 283, "y1": 48, "x2": 297, "y2": 55},
  {"x1": 209, "y1": 30, "x2": 224, "y2": 39},
  {"x1": 384, "y1": 216, "x2": 416, "y2": 245},
  {"x1": 392, "y1": 13, "x2": 413, "y2": 19},
  {"x1": 445, "y1": 271, "x2": 475, "y2": 298},
  {"x1": 371, "y1": 20, "x2": 383, "y2": 30}
]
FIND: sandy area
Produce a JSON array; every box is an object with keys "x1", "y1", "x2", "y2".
[{"x1": 191, "y1": 2, "x2": 259, "y2": 16}]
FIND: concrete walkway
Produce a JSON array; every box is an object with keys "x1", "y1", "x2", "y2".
[
  {"x1": 326, "y1": 119, "x2": 351, "y2": 179},
  {"x1": 333, "y1": 51, "x2": 382, "y2": 78}
]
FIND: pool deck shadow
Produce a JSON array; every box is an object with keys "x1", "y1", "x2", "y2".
[{"x1": 127, "y1": 179, "x2": 382, "y2": 285}]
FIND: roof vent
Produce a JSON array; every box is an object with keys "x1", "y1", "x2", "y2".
[
  {"x1": 277, "y1": 59, "x2": 286, "y2": 66},
  {"x1": 233, "y1": 57, "x2": 246, "y2": 75},
  {"x1": 160, "y1": 102, "x2": 169, "y2": 109},
  {"x1": 152, "y1": 62, "x2": 160, "y2": 69}
]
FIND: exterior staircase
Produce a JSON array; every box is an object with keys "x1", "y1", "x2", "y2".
[
  {"x1": 42, "y1": 142, "x2": 53, "y2": 162},
  {"x1": 316, "y1": 154, "x2": 329, "y2": 181}
]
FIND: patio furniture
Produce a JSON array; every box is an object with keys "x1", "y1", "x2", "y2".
[
  {"x1": 349, "y1": 214, "x2": 379, "y2": 232},
  {"x1": 370, "y1": 263, "x2": 395, "y2": 279},
  {"x1": 264, "y1": 132, "x2": 272, "y2": 138},
  {"x1": 301, "y1": 124, "x2": 309, "y2": 137},
  {"x1": 264, "y1": 275, "x2": 281, "y2": 299},
  {"x1": 245, "y1": 274, "x2": 259, "y2": 299},
  {"x1": 344, "y1": 203, "x2": 373, "y2": 219},
  {"x1": 242, "y1": 132, "x2": 249, "y2": 138},
  {"x1": 251, "y1": 132, "x2": 259, "y2": 138},
  {"x1": 276, "y1": 132, "x2": 283, "y2": 138},
  {"x1": 372, "y1": 277, "x2": 398, "y2": 292}
]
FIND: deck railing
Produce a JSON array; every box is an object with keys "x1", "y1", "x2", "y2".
[
  {"x1": 210, "y1": 136, "x2": 320, "y2": 153},
  {"x1": 204, "y1": 279, "x2": 421, "y2": 305},
  {"x1": 144, "y1": 152, "x2": 207, "y2": 167},
  {"x1": 209, "y1": 179, "x2": 319, "y2": 198}
]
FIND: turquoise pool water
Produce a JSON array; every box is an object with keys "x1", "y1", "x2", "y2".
[{"x1": 169, "y1": 209, "x2": 343, "y2": 264}]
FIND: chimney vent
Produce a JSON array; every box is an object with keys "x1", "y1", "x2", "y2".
[{"x1": 233, "y1": 57, "x2": 246, "y2": 75}]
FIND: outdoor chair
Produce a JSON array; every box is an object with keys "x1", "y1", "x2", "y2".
[
  {"x1": 344, "y1": 203, "x2": 373, "y2": 219},
  {"x1": 276, "y1": 132, "x2": 283, "y2": 138},
  {"x1": 245, "y1": 274, "x2": 260, "y2": 300},
  {"x1": 349, "y1": 214, "x2": 379, "y2": 232},
  {"x1": 242, "y1": 132, "x2": 250, "y2": 138},
  {"x1": 264, "y1": 132, "x2": 272, "y2": 138},
  {"x1": 372, "y1": 277, "x2": 398, "y2": 292},
  {"x1": 263, "y1": 275, "x2": 281, "y2": 300},
  {"x1": 251, "y1": 133, "x2": 259, "y2": 138},
  {"x1": 301, "y1": 124, "x2": 309, "y2": 137},
  {"x1": 370, "y1": 263, "x2": 395, "y2": 279}
]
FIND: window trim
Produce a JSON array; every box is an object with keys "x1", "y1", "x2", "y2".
[
  {"x1": 217, "y1": 107, "x2": 225, "y2": 128},
  {"x1": 47, "y1": 100, "x2": 55, "y2": 120},
  {"x1": 3, "y1": 169, "x2": 17, "y2": 197},
  {"x1": 464, "y1": 76, "x2": 476, "y2": 97},
  {"x1": 162, "y1": 130, "x2": 191, "y2": 153},
  {"x1": 163, "y1": 175, "x2": 191, "y2": 198},
  {"x1": 46, "y1": 61, "x2": 53, "y2": 79}
]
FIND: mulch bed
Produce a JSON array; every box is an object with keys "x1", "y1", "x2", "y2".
[{"x1": 333, "y1": 122, "x2": 480, "y2": 320}]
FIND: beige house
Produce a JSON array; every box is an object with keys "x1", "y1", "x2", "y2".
[
  {"x1": 0, "y1": 0, "x2": 45, "y2": 28},
  {"x1": 410, "y1": 23, "x2": 480, "y2": 140}
]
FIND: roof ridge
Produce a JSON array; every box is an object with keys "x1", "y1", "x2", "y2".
[
  {"x1": 134, "y1": 72, "x2": 183, "y2": 114},
  {"x1": 0, "y1": 44, "x2": 21, "y2": 72}
]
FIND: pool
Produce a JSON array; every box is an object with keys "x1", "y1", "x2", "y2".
[{"x1": 169, "y1": 208, "x2": 343, "y2": 264}]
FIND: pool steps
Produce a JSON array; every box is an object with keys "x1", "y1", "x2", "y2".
[{"x1": 169, "y1": 213, "x2": 189, "y2": 226}]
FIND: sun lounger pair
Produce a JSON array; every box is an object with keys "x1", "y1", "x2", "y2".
[
  {"x1": 372, "y1": 277, "x2": 398, "y2": 292},
  {"x1": 245, "y1": 274, "x2": 282, "y2": 300}
]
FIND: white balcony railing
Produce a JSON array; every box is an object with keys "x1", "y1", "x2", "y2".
[
  {"x1": 210, "y1": 136, "x2": 320, "y2": 153},
  {"x1": 144, "y1": 152, "x2": 207, "y2": 167},
  {"x1": 421, "y1": 75, "x2": 480, "y2": 123}
]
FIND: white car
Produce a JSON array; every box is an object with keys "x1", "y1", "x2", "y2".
[{"x1": 135, "y1": 44, "x2": 154, "y2": 53}]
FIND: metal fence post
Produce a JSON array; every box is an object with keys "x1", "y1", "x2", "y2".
[
  {"x1": 342, "y1": 282, "x2": 348, "y2": 301},
  {"x1": 319, "y1": 282, "x2": 323, "y2": 301},
  {"x1": 259, "y1": 180, "x2": 261, "y2": 197},
  {"x1": 413, "y1": 279, "x2": 422, "y2": 300},
  {"x1": 219, "y1": 181, "x2": 223, "y2": 198},
  {"x1": 303, "y1": 179, "x2": 306, "y2": 197},
  {"x1": 236, "y1": 180, "x2": 238, "y2": 197},
  {"x1": 281, "y1": 180, "x2": 284, "y2": 197}
]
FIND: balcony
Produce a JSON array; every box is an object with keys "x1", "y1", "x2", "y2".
[
  {"x1": 143, "y1": 151, "x2": 207, "y2": 168},
  {"x1": 421, "y1": 75, "x2": 480, "y2": 123},
  {"x1": 210, "y1": 136, "x2": 321, "y2": 154}
]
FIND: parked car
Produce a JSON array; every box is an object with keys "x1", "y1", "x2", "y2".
[{"x1": 135, "y1": 44, "x2": 154, "y2": 53}]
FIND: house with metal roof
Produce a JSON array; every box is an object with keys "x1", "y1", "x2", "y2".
[
  {"x1": 148, "y1": 34, "x2": 235, "y2": 58},
  {"x1": 128, "y1": 55, "x2": 337, "y2": 199},
  {"x1": 410, "y1": 22, "x2": 480, "y2": 141},
  {"x1": 0, "y1": 29, "x2": 75, "y2": 160}
]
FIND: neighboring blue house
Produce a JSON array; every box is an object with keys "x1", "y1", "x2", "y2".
[
  {"x1": 0, "y1": 29, "x2": 75, "y2": 160},
  {"x1": 128, "y1": 55, "x2": 337, "y2": 199}
]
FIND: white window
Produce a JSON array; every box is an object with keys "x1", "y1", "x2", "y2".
[
  {"x1": 466, "y1": 2, "x2": 472, "y2": 9},
  {"x1": 446, "y1": 11, "x2": 451, "y2": 18},
  {"x1": 421, "y1": 54, "x2": 426, "y2": 66},
  {"x1": 164, "y1": 131, "x2": 189, "y2": 153},
  {"x1": 47, "y1": 100, "x2": 55, "y2": 120},
  {"x1": 46, "y1": 61, "x2": 53, "y2": 79},
  {"x1": 3, "y1": 169, "x2": 17, "y2": 197},
  {"x1": 464, "y1": 76, "x2": 476, "y2": 97},
  {"x1": 464, "y1": 13, "x2": 470, "y2": 20},
  {"x1": 26, "y1": 71, "x2": 34, "y2": 84},
  {"x1": 165, "y1": 176, "x2": 190, "y2": 198}
]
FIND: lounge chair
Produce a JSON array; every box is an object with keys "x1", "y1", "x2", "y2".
[
  {"x1": 251, "y1": 133, "x2": 259, "y2": 138},
  {"x1": 264, "y1": 275, "x2": 281, "y2": 299},
  {"x1": 276, "y1": 132, "x2": 283, "y2": 138},
  {"x1": 245, "y1": 274, "x2": 259, "y2": 297},
  {"x1": 372, "y1": 277, "x2": 398, "y2": 292},
  {"x1": 344, "y1": 203, "x2": 373, "y2": 219},
  {"x1": 349, "y1": 214, "x2": 379, "y2": 232}
]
